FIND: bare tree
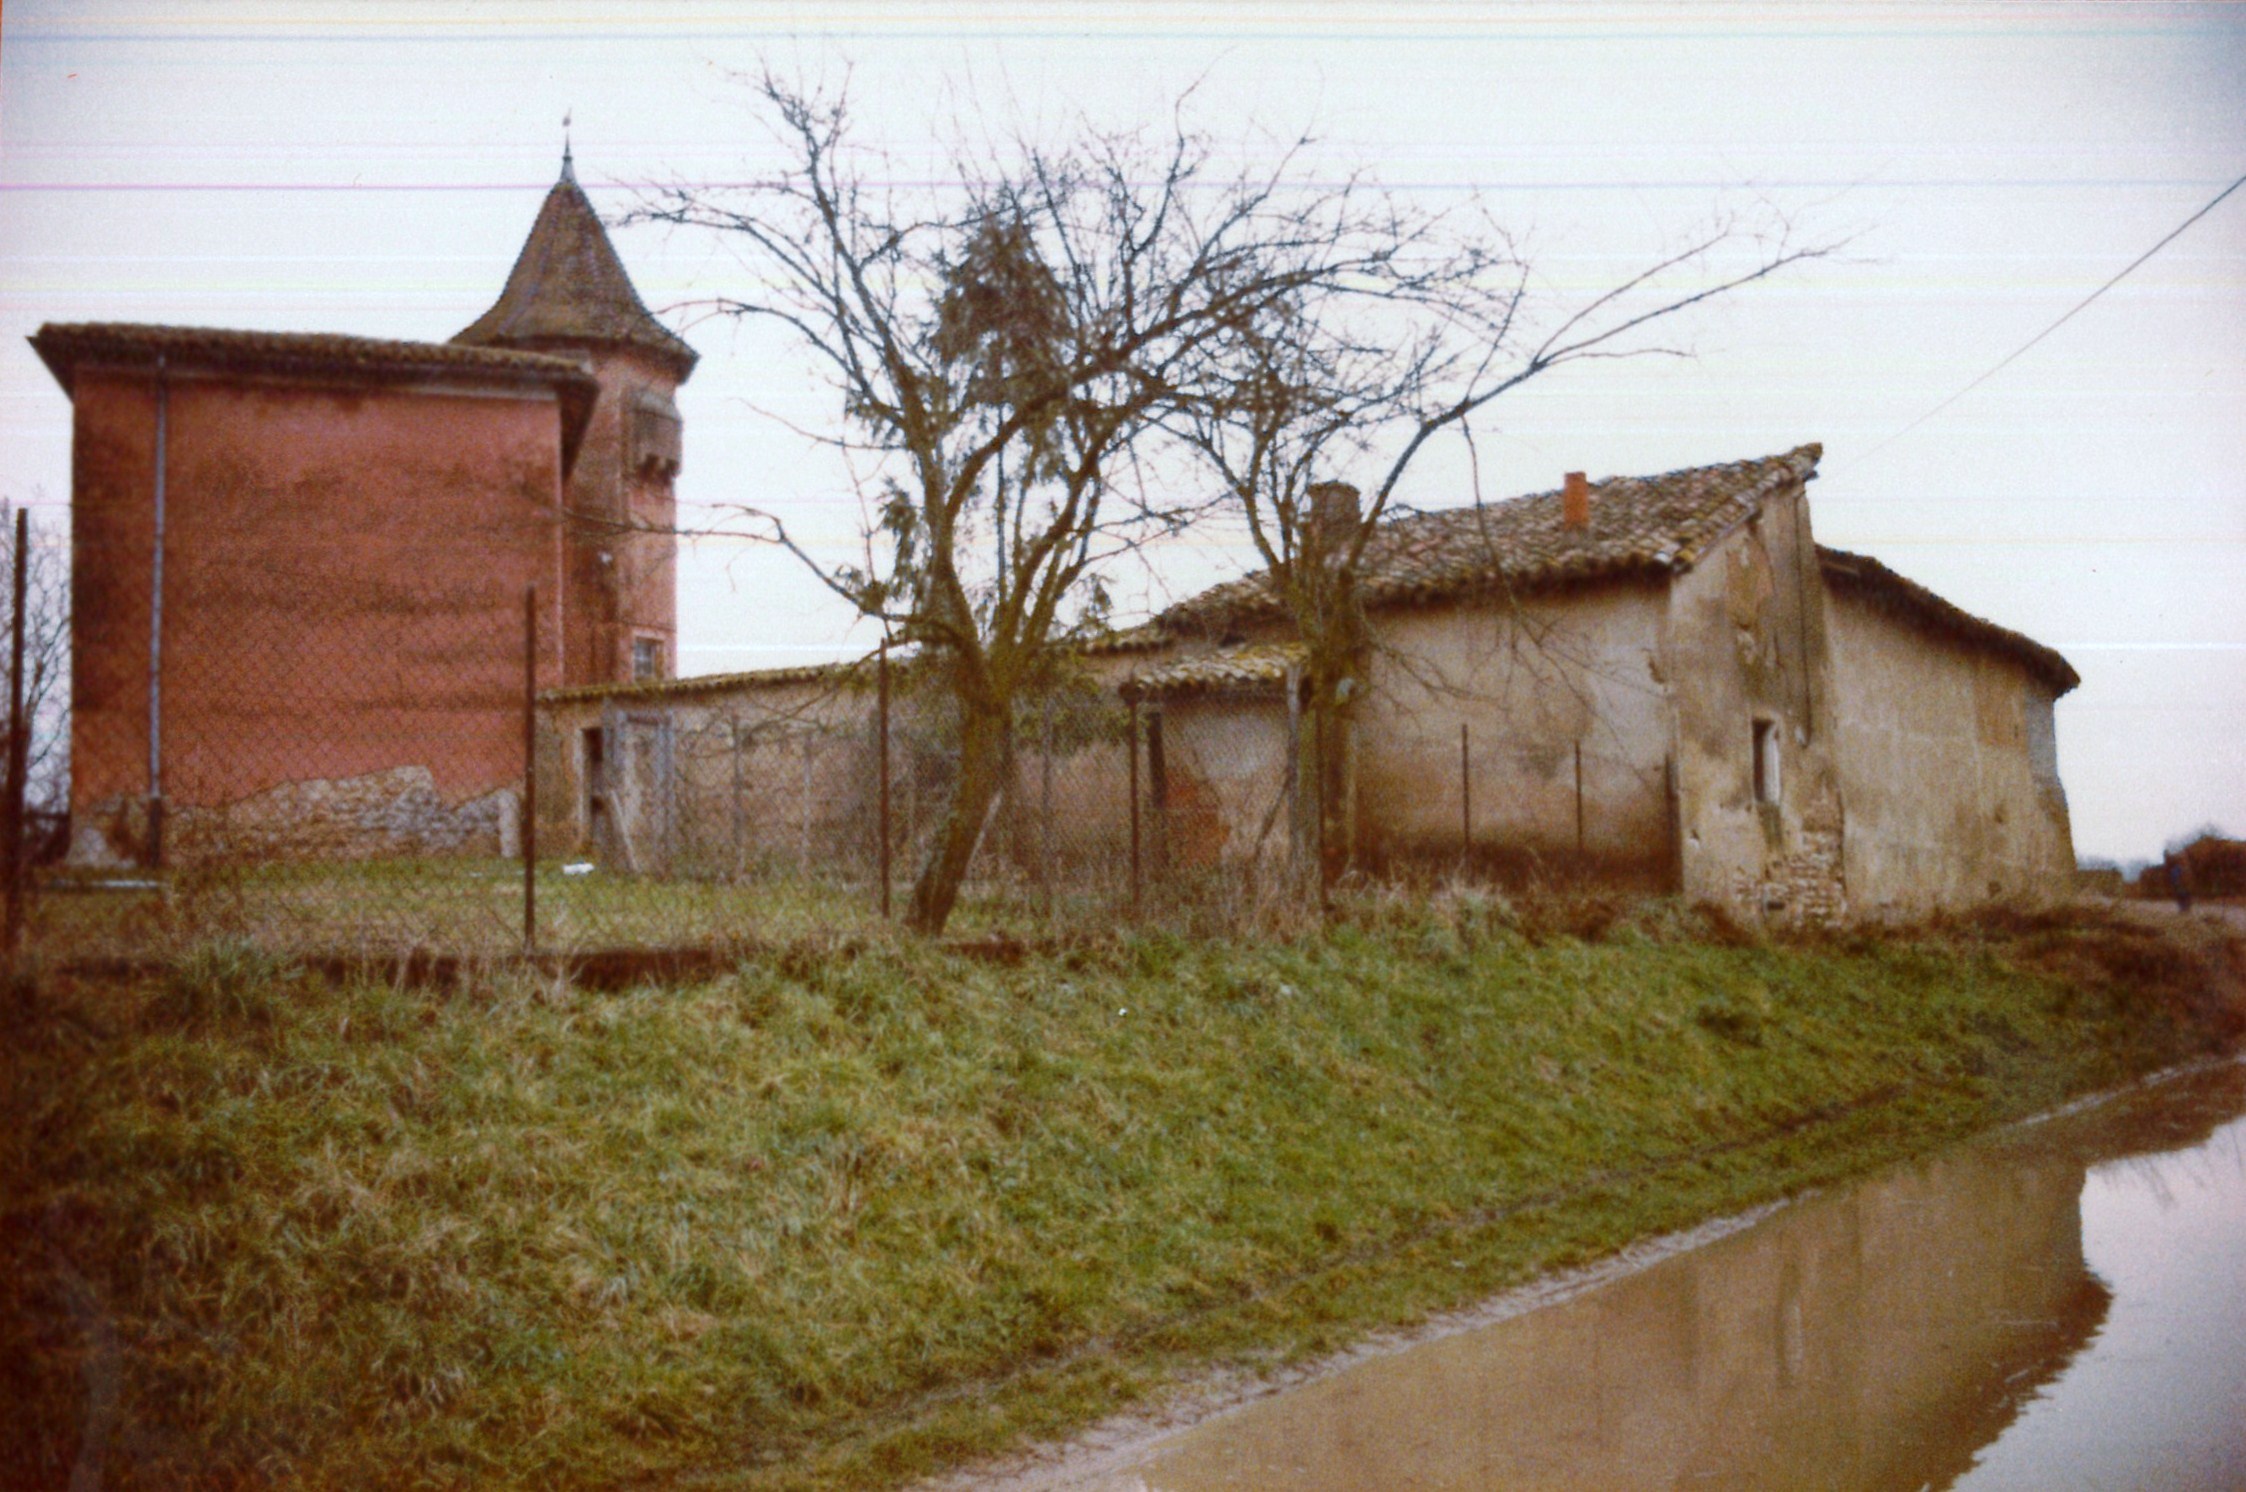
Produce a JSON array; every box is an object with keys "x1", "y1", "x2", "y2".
[
  {"x1": 1168, "y1": 210, "x2": 1838, "y2": 882},
  {"x1": 0, "y1": 498, "x2": 70, "y2": 826},
  {"x1": 639, "y1": 70, "x2": 1449, "y2": 932}
]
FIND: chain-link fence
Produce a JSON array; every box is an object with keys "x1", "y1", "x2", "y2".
[
  {"x1": 23, "y1": 561, "x2": 1688, "y2": 966},
  {"x1": 24, "y1": 579, "x2": 1320, "y2": 963}
]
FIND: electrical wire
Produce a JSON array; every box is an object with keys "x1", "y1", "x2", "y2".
[{"x1": 1856, "y1": 168, "x2": 2246, "y2": 465}]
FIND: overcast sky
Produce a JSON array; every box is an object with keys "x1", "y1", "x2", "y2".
[{"x1": 2, "y1": 0, "x2": 2240, "y2": 863}]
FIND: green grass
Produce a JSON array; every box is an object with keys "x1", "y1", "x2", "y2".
[
  {"x1": 31, "y1": 857, "x2": 1125, "y2": 962},
  {"x1": 4, "y1": 898, "x2": 2240, "y2": 1489}
]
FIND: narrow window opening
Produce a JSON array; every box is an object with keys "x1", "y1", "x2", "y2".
[
  {"x1": 582, "y1": 727, "x2": 606, "y2": 825},
  {"x1": 1752, "y1": 718, "x2": 1781, "y2": 806},
  {"x1": 632, "y1": 636, "x2": 665, "y2": 682}
]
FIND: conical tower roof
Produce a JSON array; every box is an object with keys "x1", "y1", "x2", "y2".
[{"x1": 454, "y1": 154, "x2": 697, "y2": 380}]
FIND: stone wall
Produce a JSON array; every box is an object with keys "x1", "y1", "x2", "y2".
[
  {"x1": 1666, "y1": 480, "x2": 1851, "y2": 925},
  {"x1": 70, "y1": 766, "x2": 520, "y2": 867}
]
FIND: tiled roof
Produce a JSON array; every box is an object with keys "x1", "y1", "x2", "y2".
[
  {"x1": 1122, "y1": 642, "x2": 1306, "y2": 701},
  {"x1": 29, "y1": 321, "x2": 600, "y2": 469},
  {"x1": 541, "y1": 658, "x2": 869, "y2": 705},
  {"x1": 1161, "y1": 445, "x2": 1823, "y2": 633},
  {"x1": 1817, "y1": 547, "x2": 2079, "y2": 695},
  {"x1": 454, "y1": 162, "x2": 698, "y2": 380},
  {"x1": 1079, "y1": 620, "x2": 1176, "y2": 655}
]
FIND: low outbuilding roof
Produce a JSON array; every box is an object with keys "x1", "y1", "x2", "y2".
[
  {"x1": 540, "y1": 658, "x2": 870, "y2": 705},
  {"x1": 1120, "y1": 642, "x2": 1306, "y2": 702},
  {"x1": 29, "y1": 321, "x2": 600, "y2": 471}
]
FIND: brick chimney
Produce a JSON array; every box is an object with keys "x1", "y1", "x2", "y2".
[
  {"x1": 1562, "y1": 471, "x2": 1590, "y2": 529},
  {"x1": 1305, "y1": 480, "x2": 1361, "y2": 553}
]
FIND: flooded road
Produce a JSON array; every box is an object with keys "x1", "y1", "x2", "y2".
[{"x1": 1069, "y1": 1060, "x2": 2246, "y2": 1491}]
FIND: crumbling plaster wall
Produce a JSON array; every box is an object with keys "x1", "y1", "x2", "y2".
[
  {"x1": 1359, "y1": 583, "x2": 1677, "y2": 883},
  {"x1": 1823, "y1": 589, "x2": 2074, "y2": 915},
  {"x1": 539, "y1": 670, "x2": 1138, "y2": 882},
  {"x1": 1151, "y1": 696, "x2": 1293, "y2": 870},
  {"x1": 1666, "y1": 482, "x2": 1850, "y2": 923}
]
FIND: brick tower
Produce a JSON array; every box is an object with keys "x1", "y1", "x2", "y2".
[{"x1": 454, "y1": 147, "x2": 696, "y2": 686}]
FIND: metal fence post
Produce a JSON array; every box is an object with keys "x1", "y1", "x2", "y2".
[
  {"x1": 877, "y1": 641, "x2": 891, "y2": 919},
  {"x1": 1127, "y1": 696, "x2": 1141, "y2": 916},
  {"x1": 523, "y1": 586, "x2": 537, "y2": 958},
  {"x1": 4, "y1": 509, "x2": 29, "y2": 960},
  {"x1": 1459, "y1": 720, "x2": 1471, "y2": 871},
  {"x1": 731, "y1": 719, "x2": 745, "y2": 877},
  {"x1": 1040, "y1": 690, "x2": 1054, "y2": 921},
  {"x1": 1574, "y1": 740, "x2": 1585, "y2": 859}
]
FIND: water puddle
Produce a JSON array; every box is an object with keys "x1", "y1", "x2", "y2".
[{"x1": 1072, "y1": 1060, "x2": 2246, "y2": 1491}]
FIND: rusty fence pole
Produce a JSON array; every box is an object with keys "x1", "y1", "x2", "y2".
[
  {"x1": 1459, "y1": 721, "x2": 1471, "y2": 872},
  {"x1": 1573, "y1": 740, "x2": 1585, "y2": 860},
  {"x1": 1040, "y1": 691, "x2": 1054, "y2": 923},
  {"x1": 3, "y1": 509, "x2": 29, "y2": 960},
  {"x1": 523, "y1": 586, "x2": 538, "y2": 958},
  {"x1": 1127, "y1": 696, "x2": 1141, "y2": 917},
  {"x1": 877, "y1": 641, "x2": 892, "y2": 919}
]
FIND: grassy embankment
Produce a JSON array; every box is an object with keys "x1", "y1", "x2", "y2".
[{"x1": 4, "y1": 898, "x2": 2241, "y2": 1490}]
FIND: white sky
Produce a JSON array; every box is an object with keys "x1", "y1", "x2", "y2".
[{"x1": 2, "y1": 0, "x2": 2240, "y2": 863}]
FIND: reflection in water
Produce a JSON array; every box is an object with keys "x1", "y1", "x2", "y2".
[{"x1": 1086, "y1": 1061, "x2": 2246, "y2": 1492}]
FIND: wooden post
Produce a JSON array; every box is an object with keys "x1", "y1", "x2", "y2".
[
  {"x1": 877, "y1": 642, "x2": 892, "y2": 919},
  {"x1": 1127, "y1": 696, "x2": 1141, "y2": 915},
  {"x1": 522, "y1": 586, "x2": 537, "y2": 957},
  {"x1": 1285, "y1": 666, "x2": 1303, "y2": 881},
  {"x1": 3, "y1": 509, "x2": 29, "y2": 960}
]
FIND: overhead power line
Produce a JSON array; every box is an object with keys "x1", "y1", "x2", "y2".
[{"x1": 1858, "y1": 168, "x2": 2246, "y2": 465}]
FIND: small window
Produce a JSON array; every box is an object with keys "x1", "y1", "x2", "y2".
[
  {"x1": 1752, "y1": 719, "x2": 1781, "y2": 806},
  {"x1": 632, "y1": 636, "x2": 665, "y2": 682},
  {"x1": 631, "y1": 390, "x2": 683, "y2": 479}
]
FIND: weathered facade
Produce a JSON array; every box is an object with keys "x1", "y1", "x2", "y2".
[
  {"x1": 1116, "y1": 445, "x2": 2079, "y2": 922},
  {"x1": 453, "y1": 152, "x2": 697, "y2": 687},
  {"x1": 536, "y1": 446, "x2": 2075, "y2": 923},
  {"x1": 534, "y1": 663, "x2": 1140, "y2": 891},
  {"x1": 42, "y1": 153, "x2": 692, "y2": 866}
]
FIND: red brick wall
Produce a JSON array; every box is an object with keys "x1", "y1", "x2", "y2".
[
  {"x1": 70, "y1": 367, "x2": 567, "y2": 822},
  {"x1": 558, "y1": 347, "x2": 679, "y2": 686}
]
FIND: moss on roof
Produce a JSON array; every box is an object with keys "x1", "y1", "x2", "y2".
[{"x1": 1121, "y1": 642, "x2": 1306, "y2": 701}]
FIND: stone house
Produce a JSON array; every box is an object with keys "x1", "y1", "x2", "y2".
[
  {"x1": 1112, "y1": 444, "x2": 2080, "y2": 921},
  {"x1": 41, "y1": 152, "x2": 692, "y2": 866},
  {"x1": 546, "y1": 445, "x2": 2076, "y2": 921}
]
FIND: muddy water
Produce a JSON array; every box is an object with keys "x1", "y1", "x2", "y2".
[{"x1": 1077, "y1": 1061, "x2": 2246, "y2": 1491}]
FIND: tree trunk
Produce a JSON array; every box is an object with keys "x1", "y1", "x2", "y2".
[{"x1": 906, "y1": 699, "x2": 1011, "y2": 934}]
